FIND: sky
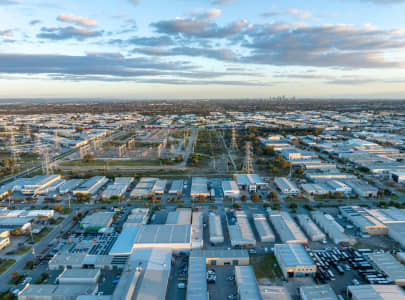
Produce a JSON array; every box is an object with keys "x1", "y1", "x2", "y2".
[{"x1": 0, "y1": 0, "x2": 405, "y2": 99}]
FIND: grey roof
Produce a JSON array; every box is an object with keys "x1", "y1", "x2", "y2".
[
  {"x1": 187, "y1": 257, "x2": 208, "y2": 300},
  {"x1": 109, "y1": 227, "x2": 140, "y2": 255},
  {"x1": 135, "y1": 224, "x2": 191, "y2": 245},
  {"x1": 367, "y1": 252, "x2": 405, "y2": 281},
  {"x1": 269, "y1": 211, "x2": 308, "y2": 244},
  {"x1": 299, "y1": 284, "x2": 337, "y2": 300},
  {"x1": 235, "y1": 266, "x2": 261, "y2": 300},
  {"x1": 347, "y1": 285, "x2": 405, "y2": 300},
  {"x1": 274, "y1": 243, "x2": 315, "y2": 267},
  {"x1": 19, "y1": 284, "x2": 97, "y2": 298}
]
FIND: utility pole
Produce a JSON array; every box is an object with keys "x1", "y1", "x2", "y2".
[{"x1": 242, "y1": 142, "x2": 254, "y2": 174}]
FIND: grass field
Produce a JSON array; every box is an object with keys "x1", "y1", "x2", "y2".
[
  {"x1": 251, "y1": 254, "x2": 283, "y2": 279},
  {"x1": 0, "y1": 259, "x2": 16, "y2": 275},
  {"x1": 33, "y1": 227, "x2": 51, "y2": 243}
]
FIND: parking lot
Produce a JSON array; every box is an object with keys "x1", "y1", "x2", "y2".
[{"x1": 207, "y1": 265, "x2": 237, "y2": 300}]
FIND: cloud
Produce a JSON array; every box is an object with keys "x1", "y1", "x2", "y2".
[
  {"x1": 0, "y1": 29, "x2": 12, "y2": 38},
  {"x1": 110, "y1": 36, "x2": 173, "y2": 47},
  {"x1": 29, "y1": 20, "x2": 41, "y2": 26},
  {"x1": 37, "y1": 26, "x2": 103, "y2": 40},
  {"x1": 262, "y1": 8, "x2": 314, "y2": 20},
  {"x1": 57, "y1": 14, "x2": 97, "y2": 27},
  {"x1": 128, "y1": 0, "x2": 140, "y2": 4},
  {"x1": 357, "y1": 0, "x2": 405, "y2": 3},
  {"x1": 211, "y1": 0, "x2": 237, "y2": 4},
  {"x1": 190, "y1": 8, "x2": 222, "y2": 19},
  {"x1": 152, "y1": 18, "x2": 249, "y2": 38}
]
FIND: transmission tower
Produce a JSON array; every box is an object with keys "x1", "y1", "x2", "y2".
[
  {"x1": 9, "y1": 127, "x2": 17, "y2": 162},
  {"x1": 118, "y1": 144, "x2": 126, "y2": 158},
  {"x1": 242, "y1": 142, "x2": 254, "y2": 174},
  {"x1": 42, "y1": 148, "x2": 53, "y2": 175},
  {"x1": 25, "y1": 124, "x2": 31, "y2": 138},
  {"x1": 54, "y1": 128, "x2": 60, "y2": 152},
  {"x1": 231, "y1": 127, "x2": 238, "y2": 150},
  {"x1": 35, "y1": 133, "x2": 42, "y2": 154}
]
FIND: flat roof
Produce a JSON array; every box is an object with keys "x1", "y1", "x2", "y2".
[
  {"x1": 274, "y1": 243, "x2": 315, "y2": 267},
  {"x1": 191, "y1": 249, "x2": 249, "y2": 259},
  {"x1": 348, "y1": 285, "x2": 405, "y2": 300},
  {"x1": 235, "y1": 266, "x2": 261, "y2": 300},
  {"x1": 269, "y1": 211, "x2": 308, "y2": 243},
  {"x1": 187, "y1": 257, "x2": 208, "y2": 300},
  {"x1": 59, "y1": 268, "x2": 100, "y2": 279},
  {"x1": 166, "y1": 209, "x2": 192, "y2": 225},
  {"x1": 367, "y1": 252, "x2": 405, "y2": 281},
  {"x1": 299, "y1": 284, "x2": 337, "y2": 300},
  {"x1": 340, "y1": 206, "x2": 387, "y2": 229},
  {"x1": 260, "y1": 286, "x2": 292, "y2": 300},
  {"x1": 80, "y1": 211, "x2": 114, "y2": 228},
  {"x1": 109, "y1": 227, "x2": 140, "y2": 255},
  {"x1": 135, "y1": 224, "x2": 191, "y2": 245},
  {"x1": 19, "y1": 284, "x2": 97, "y2": 298}
]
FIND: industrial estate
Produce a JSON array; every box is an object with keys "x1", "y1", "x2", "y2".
[{"x1": 0, "y1": 101, "x2": 405, "y2": 300}]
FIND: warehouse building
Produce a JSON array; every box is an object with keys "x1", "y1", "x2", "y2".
[
  {"x1": 386, "y1": 223, "x2": 405, "y2": 248},
  {"x1": 274, "y1": 243, "x2": 316, "y2": 279},
  {"x1": 209, "y1": 212, "x2": 224, "y2": 244},
  {"x1": 191, "y1": 211, "x2": 203, "y2": 249},
  {"x1": 221, "y1": 180, "x2": 240, "y2": 199},
  {"x1": 347, "y1": 285, "x2": 405, "y2": 300},
  {"x1": 166, "y1": 208, "x2": 192, "y2": 225},
  {"x1": 151, "y1": 179, "x2": 167, "y2": 195},
  {"x1": 296, "y1": 214, "x2": 326, "y2": 242},
  {"x1": 73, "y1": 176, "x2": 108, "y2": 195},
  {"x1": 344, "y1": 180, "x2": 378, "y2": 198},
  {"x1": 57, "y1": 268, "x2": 101, "y2": 285},
  {"x1": 235, "y1": 266, "x2": 261, "y2": 300},
  {"x1": 340, "y1": 206, "x2": 388, "y2": 235},
  {"x1": 18, "y1": 284, "x2": 98, "y2": 300},
  {"x1": 0, "y1": 236, "x2": 10, "y2": 250},
  {"x1": 123, "y1": 208, "x2": 150, "y2": 228},
  {"x1": 130, "y1": 177, "x2": 157, "y2": 199},
  {"x1": 274, "y1": 177, "x2": 299, "y2": 195},
  {"x1": 0, "y1": 217, "x2": 32, "y2": 231},
  {"x1": 80, "y1": 211, "x2": 114, "y2": 231},
  {"x1": 234, "y1": 174, "x2": 267, "y2": 192},
  {"x1": 190, "y1": 177, "x2": 209, "y2": 199},
  {"x1": 59, "y1": 179, "x2": 83, "y2": 194},
  {"x1": 168, "y1": 180, "x2": 183, "y2": 195},
  {"x1": 49, "y1": 254, "x2": 115, "y2": 271},
  {"x1": 367, "y1": 252, "x2": 405, "y2": 286},
  {"x1": 311, "y1": 211, "x2": 354, "y2": 245},
  {"x1": 187, "y1": 256, "x2": 208, "y2": 300},
  {"x1": 259, "y1": 286, "x2": 292, "y2": 300},
  {"x1": 299, "y1": 284, "x2": 337, "y2": 300},
  {"x1": 17, "y1": 175, "x2": 62, "y2": 195},
  {"x1": 191, "y1": 249, "x2": 250, "y2": 266},
  {"x1": 133, "y1": 224, "x2": 191, "y2": 250},
  {"x1": 253, "y1": 213, "x2": 275, "y2": 243},
  {"x1": 109, "y1": 227, "x2": 140, "y2": 256},
  {"x1": 367, "y1": 207, "x2": 405, "y2": 224},
  {"x1": 111, "y1": 247, "x2": 172, "y2": 300},
  {"x1": 268, "y1": 210, "x2": 308, "y2": 244},
  {"x1": 226, "y1": 210, "x2": 256, "y2": 247},
  {"x1": 101, "y1": 177, "x2": 132, "y2": 199}
]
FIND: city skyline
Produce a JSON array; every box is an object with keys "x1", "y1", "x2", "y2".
[{"x1": 1, "y1": 0, "x2": 405, "y2": 99}]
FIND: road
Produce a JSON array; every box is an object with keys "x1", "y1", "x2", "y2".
[{"x1": 0, "y1": 213, "x2": 75, "y2": 292}]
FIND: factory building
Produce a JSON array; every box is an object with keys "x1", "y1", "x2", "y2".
[
  {"x1": 16, "y1": 175, "x2": 62, "y2": 195},
  {"x1": 235, "y1": 266, "x2": 261, "y2": 300},
  {"x1": 221, "y1": 180, "x2": 240, "y2": 199},
  {"x1": 151, "y1": 179, "x2": 167, "y2": 195},
  {"x1": 190, "y1": 177, "x2": 209, "y2": 199},
  {"x1": 268, "y1": 210, "x2": 308, "y2": 244},
  {"x1": 347, "y1": 285, "x2": 405, "y2": 300},
  {"x1": 101, "y1": 177, "x2": 133, "y2": 199},
  {"x1": 226, "y1": 210, "x2": 256, "y2": 247},
  {"x1": 296, "y1": 214, "x2": 326, "y2": 242},
  {"x1": 111, "y1": 247, "x2": 172, "y2": 300},
  {"x1": 191, "y1": 211, "x2": 203, "y2": 249},
  {"x1": 80, "y1": 211, "x2": 115, "y2": 231},
  {"x1": 166, "y1": 208, "x2": 192, "y2": 225},
  {"x1": 187, "y1": 257, "x2": 208, "y2": 300},
  {"x1": 311, "y1": 211, "x2": 354, "y2": 245},
  {"x1": 234, "y1": 174, "x2": 267, "y2": 192},
  {"x1": 344, "y1": 180, "x2": 378, "y2": 198},
  {"x1": 168, "y1": 180, "x2": 183, "y2": 195},
  {"x1": 130, "y1": 177, "x2": 157, "y2": 199},
  {"x1": 209, "y1": 212, "x2": 224, "y2": 244},
  {"x1": 73, "y1": 176, "x2": 108, "y2": 195},
  {"x1": 57, "y1": 268, "x2": 101, "y2": 285},
  {"x1": 299, "y1": 284, "x2": 337, "y2": 300},
  {"x1": 253, "y1": 213, "x2": 275, "y2": 243},
  {"x1": 191, "y1": 249, "x2": 250, "y2": 266},
  {"x1": 59, "y1": 179, "x2": 83, "y2": 194},
  {"x1": 367, "y1": 252, "x2": 405, "y2": 286},
  {"x1": 274, "y1": 243, "x2": 316, "y2": 279},
  {"x1": 339, "y1": 206, "x2": 388, "y2": 235},
  {"x1": 123, "y1": 208, "x2": 149, "y2": 228},
  {"x1": 18, "y1": 284, "x2": 98, "y2": 300},
  {"x1": 274, "y1": 177, "x2": 299, "y2": 195}
]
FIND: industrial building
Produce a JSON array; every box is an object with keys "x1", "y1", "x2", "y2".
[
  {"x1": 191, "y1": 249, "x2": 250, "y2": 266},
  {"x1": 0, "y1": 217, "x2": 32, "y2": 231},
  {"x1": 59, "y1": 179, "x2": 83, "y2": 194},
  {"x1": 80, "y1": 211, "x2": 115, "y2": 231},
  {"x1": 191, "y1": 211, "x2": 203, "y2": 249},
  {"x1": 367, "y1": 252, "x2": 405, "y2": 286},
  {"x1": 101, "y1": 177, "x2": 133, "y2": 199},
  {"x1": 392, "y1": 171, "x2": 405, "y2": 183},
  {"x1": 18, "y1": 284, "x2": 98, "y2": 300},
  {"x1": 123, "y1": 208, "x2": 149, "y2": 228},
  {"x1": 274, "y1": 177, "x2": 299, "y2": 195},
  {"x1": 168, "y1": 180, "x2": 183, "y2": 195},
  {"x1": 234, "y1": 174, "x2": 267, "y2": 192},
  {"x1": 274, "y1": 243, "x2": 316, "y2": 278},
  {"x1": 166, "y1": 208, "x2": 192, "y2": 225},
  {"x1": 151, "y1": 179, "x2": 167, "y2": 195},
  {"x1": 340, "y1": 206, "x2": 388, "y2": 235},
  {"x1": 296, "y1": 214, "x2": 326, "y2": 242},
  {"x1": 111, "y1": 247, "x2": 172, "y2": 300},
  {"x1": 187, "y1": 256, "x2": 208, "y2": 300},
  {"x1": 221, "y1": 180, "x2": 240, "y2": 199},
  {"x1": 259, "y1": 286, "x2": 292, "y2": 300},
  {"x1": 299, "y1": 284, "x2": 337, "y2": 300},
  {"x1": 57, "y1": 268, "x2": 101, "y2": 285},
  {"x1": 253, "y1": 213, "x2": 275, "y2": 243},
  {"x1": 0, "y1": 236, "x2": 10, "y2": 250},
  {"x1": 311, "y1": 211, "x2": 354, "y2": 245},
  {"x1": 235, "y1": 266, "x2": 261, "y2": 300},
  {"x1": 134, "y1": 224, "x2": 191, "y2": 250},
  {"x1": 226, "y1": 210, "x2": 256, "y2": 247},
  {"x1": 16, "y1": 175, "x2": 62, "y2": 195},
  {"x1": 190, "y1": 177, "x2": 209, "y2": 199},
  {"x1": 347, "y1": 285, "x2": 405, "y2": 300},
  {"x1": 130, "y1": 177, "x2": 157, "y2": 199},
  {"x1": 73, "y1": 176, "x2": 108, "y2": 195},
  {"x1": 268, "y1": 210, "x2": 308, "y2": 244},
  {"x1": 344, "y1": 180, "x2": 378, "y2": 198},
  {"x1": 209, "y1": 212, "x2": 224, "y2": 244}
]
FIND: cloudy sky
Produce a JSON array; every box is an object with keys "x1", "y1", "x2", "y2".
[{"x1": 1, "y1": 0, "x2": 405, "y2": 99}]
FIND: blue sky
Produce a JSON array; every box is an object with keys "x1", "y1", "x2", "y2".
[{"x1": 0, "y1": 0, "x2": 404, "y2": 99}]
